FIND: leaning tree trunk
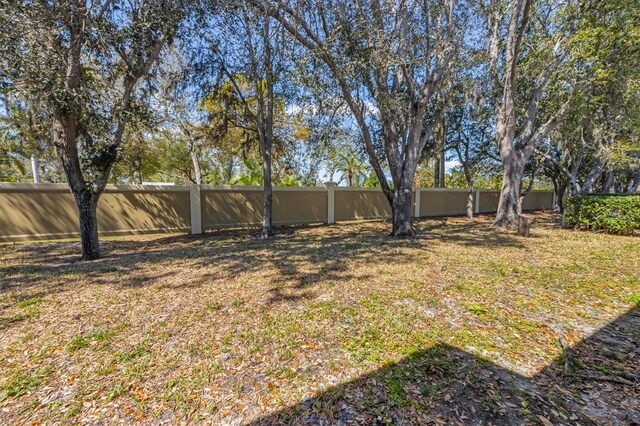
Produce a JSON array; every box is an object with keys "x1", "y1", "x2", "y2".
[
  {"x1": 627, "y1": 171, "x2": 640, "y2": 193},
  {"x1": 581, "y1": 158, "x2": 604, "y2": 194},
  {"x1": 188, "y1": 140, "x2": 202, "y2": 185},
  {"x1": 494, "y1": 154, "x2": 525, "y2": 227},
  {"x1": 391, "y1": 185, "x2": 415, "y2": 237},
  {"x1": 73, "y1": 190, "x2": 100, "y2": 260}
]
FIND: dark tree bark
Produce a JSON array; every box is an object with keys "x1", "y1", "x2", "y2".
[
  {"x1": 392, "y1": 186, "x2": 415, "y2": 237},
  {"x1": 3, "y1": 0, "x2": 178, "y2": 259},
  {"x1": 554, "y1": 179, "x2": 567, "y2": 213},
  {"x1": 75, "y1": 191, "x2": 100, "y2": 260},
  {"x1": 50, "y1": 3, "x2": 169, "y2": 259}
]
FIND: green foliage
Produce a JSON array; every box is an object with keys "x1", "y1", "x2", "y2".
[
  {"x1": 67, "y1": 335, "x2": 90, "y2": 352},
  {"x1": 15, "y1": 296, "x2": 42, "y2": 309},
  {"x1": 564, "y1": 195, "x2": 640, "y2": 234},
  {"x1": 362, "y1": 171, "x2": 380, "y2": 187},
  {"x1": 278, "y1": 174, "x2": 301, "y2": 187},
  {"x1": 467, "y1": 303, "x2": 487, "y2": 315},
  {"x1": 115, "y1": 344, "x2": 149, "y2": 362},
  {"x1": 0, "y1": 369, "x2": 48, "y2": 401}
]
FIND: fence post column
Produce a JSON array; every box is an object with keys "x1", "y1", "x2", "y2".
[
  {"x1": 190, "y1": 184, "x2": 202, "y2": 234},
  {"x1": 324, "y1": 181, "x2": 337, "y2": 224},
  {"x1": 414, "y1": 188, "x2": 421, "y2": 218},
  {"x1": 474, "y1": 189, "x2": 481, "y2": 215}
]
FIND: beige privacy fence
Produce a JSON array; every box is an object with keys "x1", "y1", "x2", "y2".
[{"x1": 0, "y1": 183, "x2": 554, "y2": 242}]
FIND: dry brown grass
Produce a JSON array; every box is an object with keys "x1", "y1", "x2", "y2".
[{"x1": 0, "y1": 212, "x2": 638, "y2": 425}]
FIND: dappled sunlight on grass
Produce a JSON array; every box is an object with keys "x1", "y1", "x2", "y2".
[{"x1": 0, "y1": 212, "x2": 638, "y2": 424}]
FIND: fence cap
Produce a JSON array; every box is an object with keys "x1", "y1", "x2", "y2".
[{"x1": 324, "y1": 181, "x2": 338, "y2": 187}]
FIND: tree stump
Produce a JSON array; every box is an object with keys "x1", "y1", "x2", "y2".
[{"x1": 517, "y1": 215, "x2": 533, "y2": 237}]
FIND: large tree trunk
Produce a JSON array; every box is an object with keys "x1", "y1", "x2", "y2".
[
  {"x1": 391, "y1": 186, "x2": 414, "y2": 237},
  {"x1": 494, "y1": 154, "x2": 525, "y2": 227},
  {"x1": 73, "y1": 191, "x2": 100, "y2": 260}
]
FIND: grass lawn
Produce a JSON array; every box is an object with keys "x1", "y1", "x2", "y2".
[{"x1": 1, "y1": 212, "x2": 638, "y2": 425}]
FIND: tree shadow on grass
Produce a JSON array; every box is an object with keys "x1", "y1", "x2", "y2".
[
  {"x1": 1, "y1": 219, "x2": 524, "y2": 307},
  {"x1": 248, "y1": 307, "x2": 639, "y2": 425}
]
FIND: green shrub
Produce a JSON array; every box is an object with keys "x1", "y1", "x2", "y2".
[{"x1": 564, "y1": 194, "x2": 640, "y2": 234}]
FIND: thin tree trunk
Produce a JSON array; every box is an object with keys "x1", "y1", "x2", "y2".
[
  {"x1": 132, "y1": 168, "x2": 142, "y2": 185},
  {"x1": 467, "y1": 185, "x2": 474, "y2": 220},
  {"x1": 190, "y1": 147, "x2": 202, "y2": 185},
  {"x1": 225, "y1": 158, "x2": 234, "y2": 184},
  {"x1": 517, "y1": 167, "x2": 537, "y2": 215},
  {"x1": 259, "y1": 7, "x2": 274, "y2": 239},
  {"x1": 262, "y1": 142, "x2": 273, "y2": 239},
  {"x1": 439, "y1": 148, "x2": 446, "y2": 188},
  {"x1": 132, "y1": 134, "x2": 143, "y2": 184},
  {"x1": 602, "y1": 168, "x2": 614, "y2": 193}
]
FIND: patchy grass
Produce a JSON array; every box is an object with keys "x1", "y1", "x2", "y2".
[
  {"x1": 0, "y1": 369, "x2": 50, "y2": 402},
  {"x1": 0, "y1": 212, "x2": 638, "y2": 424}
]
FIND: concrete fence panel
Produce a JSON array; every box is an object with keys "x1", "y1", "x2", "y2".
[
  {"x1": 0, "y1": 184, "x2": 78, "y2": 241},
  {"x1": 522, "y1": 190, "x2": 554, "y2": 211},
  {"x1": 97, "y1": 186, "x2": 191, "y2": 235},
  {"x1": 478, "y1": 190, "x2": 501, "y2": 213},
  {"x1": 418, "y1": 188, "x2": 469, "y2": 217},
  {"x1": 0, "y1": 183, "x2": 190, "y2": 242},
  {"x1": 201, "y1": 186, "x2": 327, "y2": 230},
  {"x1": 0, "y1": 183, "x2": 555, "y2": 242},
  {"x1": 334, "y1": 188, "x2": 392, "y2": 221}
]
